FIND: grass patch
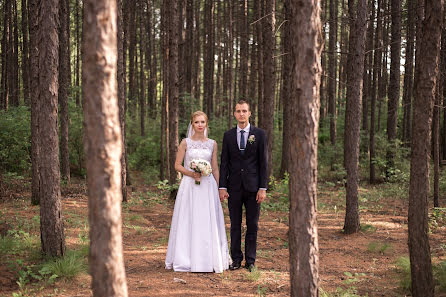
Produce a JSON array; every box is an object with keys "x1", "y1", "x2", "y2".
[
  {"x1": 245, "y1": 266, "x2": 261, "y2": 281},
  {"x1": 0, "y1": 230, "x2": 39, "y2": 256},
  {"x1": 257, "y1": 284, "x2": 268, "y2": 296},
  {"x1": 367, "y1": 241, "x2": 391, "y2": 254},
  {"x1": 395, "y1": 257, "x2": 411, "y2": 291},
  {"x1": 41, "y1": 250, "x2": 88, "y2": 281},
  {"x1": 434, "y1": 261, "x2": 446, "y2": 292},
  {"x1": 360, "y1": 224, "x2": 376, "y2": 233}
]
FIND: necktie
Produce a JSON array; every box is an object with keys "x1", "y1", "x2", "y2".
[{"x1": 240, "y1": 130, "x2": 246, "y2": 154}]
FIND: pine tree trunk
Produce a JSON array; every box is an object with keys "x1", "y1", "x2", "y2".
[
  {"x1": 193, "y1": 0, "x2": 201, "y2": 101},
  {"x1": 377, "y1": 0, "x2": 388, "y2": 132},
  {"x1": 433, "y1": 85, "x2": 440, "y2": 207},
  {"x1": 441, "y1": 25, "x2": 446, "y2": 161},
  {"x1": 59, "y1": 0, "x2": 70, "y2": 183},
  {"x1": 288, "y1": 0, "x2": 321, "y2": 294},
  {"x1": 386, "y1": 0, "x2": 400, "y2": 177},
  {"x1": 185, "y1": 0, "x2": 193, "y2": 95},
  {"x1": 21, "y1": 0, "x2": 30, "y2": 105},
  {"x1": 369, "y1": 0, "x2": 382, "y2": 184},
  {"x1": 239, "y1": 0, "x2": 249, "y2": 100},
  {"x1": 139, "y1": 5, "x2": 146, "y2": 137},
  {"x1": 343, "y1": 0, "x2": 367, "y2": 234},
  {"x1": 280, "y1": 0, "x2": 291, "y2": 178},
  {"x1": 263, "y1": 0, "x2": 275, "y2": 178},
  {"x1": 128, "y1": 1, "x2": 136, "y2": 117},
  {"x1": 167, "y1": 0, "x2": 179, "y2": 187},
  {"x1": 82, "y1": 1, "x2": 128, "y2": 295},
  {"x1": 75, "y1": 0, "x2": 81, "y2": 106},
  {"x1": 160, "y1": 0, "x2": 168, "y2": 181},
  {"x1": 29, "y1": 0, "x2": 40, "y2": 205},
  {"x1": 337, "y1": 0, "x2": 346, "y2": 105},
  {"x1": 178, "y1": 0, "x2": 186, "y2": 103},
  {"x1": 362, "y1": 0, "x2": 375, "y2": 133},
  {"x1": 203, "y1": 0, "x2": 214, "y2": 117},
  {"x1": 145, "y1": 0, "x2": 156, "y2": 118},
  {"x1": 328, "y1": 0, "x2": 338, "y2": 145},
  {"x1": 320, "y1": 0, "x2": 327, "y2": 121},
  {"x1": 0, "y1": 0, "x2": 9, "y2": 110},
  {"x1": 249, "y1": 0, "x2": 258, "y2": 126},
  {"x1": 227, "y1": 1, "x2": 234, "y2": 130},
  {"x1": 38, "y1": 0, "x2": 66, "y2": 258},
  {"x1": 408, "y1": 0, "x2": 443, "y2": 294},
  {"x1": 117, "y1": 0, "x2": 127, "y2": 202},
  {"x1": 402, "y1": 0, "x2": 415, "y2": 145},
  {"x1": 11, "y1": 0, "x2": 19, "y2": 107},
  {"x1": 214, "y1": 0, "x2": 223, "y2": 117},
  {"x1": 256, "y1": 0, "x2": 264, "y2": 127}
]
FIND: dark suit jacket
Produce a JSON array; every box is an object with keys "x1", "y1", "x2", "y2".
[{"x1": 219, "y1": 126, "x2": 268, "y2": 193}]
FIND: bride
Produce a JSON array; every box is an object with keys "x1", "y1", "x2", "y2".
[{"x1": 165, "y1": 111, "x2": 231, "y2": 273}]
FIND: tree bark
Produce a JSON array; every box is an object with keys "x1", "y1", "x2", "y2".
[
  {"x1": 385, "y1": 0, "x2": 401, "y2": 177},
  {"x1": 21, "y1": 0, "x2": 30, "y2": 105},
  {"x1": 320, "y1": 0, "x2": 327, "y2": 121},
  {"x1": 362, "y1": 0, "x2": 375, "y2": 132},
  {"x1": 193, "y1": 0, "x2": 201, "y2": 101},
  {"x1": 29, "y1": 0, "x2": 40, "y2": 205},
  {"x1": 442, "y1": 24, "x2": 446, "y2": 161},
  {"x1": 343, "y1": 0, "x2": 367, "y2": 234},
  {"x1": 328, "y1": 0, "x2": 338, "y2": 145},
  {"x1": 433, "y1": 83, "x2": 440, "y2": 207},
  {"x1": 82, "y1": 1, "x2": 128, "y2": 295},
  {"x1": 249, "y1": 0, "x2": 258, "y2": 126},
  {"x1": 117, "y1": 0, "x2": 127, "y2": 202},
  {"x1": 185, "y1": 0, "x2": 193, "y2": 94},
  {"x1": 256, "y1": 0, "x2": 264, "y2": 128},
  {"x1": 59, "y1": 0, "x2": 70, "y2": 183},
  {"x1": 369, "y1": 0, "x2": 382, "y2": 184},
  {"x1": 160, "y1": 0, "x2": 169, "y2": 181},
  {"x1": 227, "y1": 1, "x2": 234, "y2": 130},
  {"x1": 11, "y1": 0, "x2": 19, "y2": 107},
  {"x1": 139, "y1": 4, "x2": 146, "y2": 137},
  {"x1": 279, "y1": 0, "x2": 292, "y2": 178},
  {"x1": 75, "y1": 0, "x2": 81, "y2": 106},
  {"x1": 402, "y1": 0, "x2": 415, "y2": 145},
  {"x1": 263, "y1": 0, "x2": 275, "y2": 179},
  {"x1": 203, "y1": 0, "x2": 214, "y2": 117},
  {"x1": 38, "y1": 0, "x2": 66, "y2": 257},
  {"x1": 0, "y1": 0, "x2": 10, "y2": 110},
  {"x1": 128, "y1": 0, "x2": 137, "y2": 117},
  {"x1": 239, "y1": 0, "x2": 249, "y2": 100},
  {"x1": 409, "y1": 0, "x2": 443, "y2": 294},
  {"x1": 167, "y1": 0, "x2": 179, "y2": 186},
  {"x1": 288, "y1": 0, "x2": 321, "y2": 295}
]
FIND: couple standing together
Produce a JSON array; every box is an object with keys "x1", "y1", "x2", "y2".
[{"x1": 165, "y1": 100, "x2": 268, "y2": 273}]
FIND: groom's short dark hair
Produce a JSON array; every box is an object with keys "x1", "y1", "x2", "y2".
[{"x1": 236, "y1": 100, "x2": 250, "y2": 110}]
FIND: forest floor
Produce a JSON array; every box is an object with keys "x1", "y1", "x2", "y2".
[{"x1": 1, "y1": 173, "x2": 446, "y2": 297}]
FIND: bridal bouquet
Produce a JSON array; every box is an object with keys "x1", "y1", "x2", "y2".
[{"x1": 189, "y1": 159, "x2": 212, "y2": 185}]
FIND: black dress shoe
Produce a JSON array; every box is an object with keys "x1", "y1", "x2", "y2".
[
  {"x1": 245, "y1": 263, "x2": 255, "y2": 272},
  {"x1": 229, "y1": 261, "x2": 242, "y2": 270}
]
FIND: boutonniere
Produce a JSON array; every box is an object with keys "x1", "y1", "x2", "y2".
[{"x1": 248, "y1": 135, "x2": 255, "y2": 144}]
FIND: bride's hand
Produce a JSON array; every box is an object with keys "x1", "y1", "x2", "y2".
[{"x1": 191, "y1": 172, "x2": 201, "y2": 181}]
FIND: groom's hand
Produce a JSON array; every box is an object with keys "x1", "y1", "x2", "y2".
[
  {"x1": 219, "y1": 189, "x2": 229, "y2": 202},
  {"x1": 256, "y1": 189, "x2": 266, "y2": 203}
]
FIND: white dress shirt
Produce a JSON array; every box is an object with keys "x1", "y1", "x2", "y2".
[{"x1": 237, "y1": 123, "x2": 250, "y2": 150}]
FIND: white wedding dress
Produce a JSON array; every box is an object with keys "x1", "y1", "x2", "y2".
[{"x1": 165, "y1": 138, "x2": 231, "y2": 273}]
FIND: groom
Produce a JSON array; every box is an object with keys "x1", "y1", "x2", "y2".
[{"x1": 219, "y1": 100, "x2": 268, "y2": 272}]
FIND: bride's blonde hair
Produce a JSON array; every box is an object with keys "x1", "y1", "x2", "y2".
[
  {"x1": 191, "y1": 111, "x2": 208, "y2": 126},
  {"x1": 190, "y1": 111, "x2": 209, "y2": 135}
]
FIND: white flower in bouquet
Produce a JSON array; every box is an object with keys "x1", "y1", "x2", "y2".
[{"x1": 189, "y1": 159, "x2": 212, "y2": 185}]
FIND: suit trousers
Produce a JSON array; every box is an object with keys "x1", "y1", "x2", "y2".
[{"x1": 228, "y1": 186, "x2": 260, "y2": 265}]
